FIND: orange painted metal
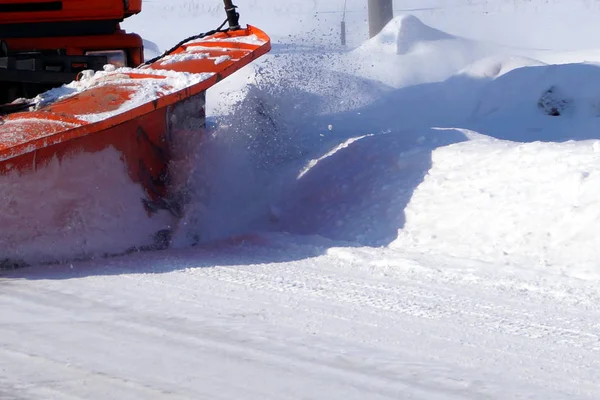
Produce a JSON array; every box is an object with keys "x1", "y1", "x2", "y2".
[
  {"x1": 0, "y1": 25, "x2": 271, "y2": 212},
  {"x1": 0, "y1": 0, "x2": 141, "y2": 24},
  {"x1": 1, "y1": 0, "x2": 144, "y2": 65}
]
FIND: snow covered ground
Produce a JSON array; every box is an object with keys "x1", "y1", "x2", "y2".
[
  {"x1": 3, "y1": 242, "x2": 600, "y2": 399},
  {"x1": 4, "y1": 0, "x2": 600, "y2": 398}
]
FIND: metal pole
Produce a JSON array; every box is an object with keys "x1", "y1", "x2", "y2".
[
  {"x1": 341, "y1": 0, "x2": 347, "y2": 46},
  {"x1": 368, "y1": 0, "x2": 393, "y2": 38},
  {"x1": 223, "y1": 0, "x2": 240, "y2": 30}
]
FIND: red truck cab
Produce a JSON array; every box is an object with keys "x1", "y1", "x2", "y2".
[{"x1": 0, "y1": 0, "x2": 144, "y2": 104}]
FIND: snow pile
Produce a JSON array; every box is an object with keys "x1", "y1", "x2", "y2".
[
  {"x1": 0, "y1": 148, "x2": 172, "y2": 266},
  {"x1": 360, "y1": 14, "x2": 453, "y2": 56},
  {"x1": 272, "y1": 128, "x2": 468, "y2": 246},
  {"x1": 179, "y1": 15, "x2": 600, "y2": 279},
  {"x1": 346, "y1": 15, "x2": 493, "y2": 87},
  {"x1": 393, "y1": 133, "x2": 600, "y2": 277},
  {"x1": 474, "y1": 62, "x2": 600, "y2": 119}
]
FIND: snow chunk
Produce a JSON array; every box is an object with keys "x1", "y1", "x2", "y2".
[
  {"x1": 213, "y1": 55, "x2": 231, "y2": 65},
  {"x1": 159, "y1": 51, "x2": 210, "y2": 65}
]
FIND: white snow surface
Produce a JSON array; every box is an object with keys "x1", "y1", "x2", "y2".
[{"x1": 4, "y1": 0, "x2": 600, "y2": 398}]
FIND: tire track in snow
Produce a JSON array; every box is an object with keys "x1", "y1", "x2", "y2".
[
  {"x1": 4, "y1": 264, "x2": 599, "y2": 353},
  {"x1": 172, "y1": 262, "x2": 600, "y2": 351},
  {"x1": 3, "y1": 260, "x2": 600, "y2": 399},
  {"x1": 117, "y1": 262, "x2": 600, "y2": 396},
  {"x1": 0, "y1": 346, "x2": 195, "y2": 400},
  {"x1": 0, "y1": 280, "x2": 469, "y2": 400}
]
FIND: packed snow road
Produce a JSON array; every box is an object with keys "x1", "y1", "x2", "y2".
[{"x1": 2, "y1": 239, "x2": 600, "y2": 399}]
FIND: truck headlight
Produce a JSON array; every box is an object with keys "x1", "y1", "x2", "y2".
[{"x1": 85, "y1": 50, "x2": 127, "y2": 68}]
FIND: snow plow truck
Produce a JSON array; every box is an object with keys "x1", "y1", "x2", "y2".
[{"x1": 0, "y1": 0, "x2": 271, "y2": 265}]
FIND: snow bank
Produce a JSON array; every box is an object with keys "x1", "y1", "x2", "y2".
[
  {"x1": 199, "y1": 16, "x2": 600, "y2": 279},
  {"x1": 461, "y1": 61, "x2": 600, "y2": 142},
  {"x1": 475, "y1": 62, "x2": 600, "y2": 119},
  {"x1": 459, "y1": 55, "x2": 547, "y2": 80},
  {"x1": 273, "y1": 128, "x2": 468, "y2": 246},
  {"x1": 393, "y1": 132, "x2": 600, "y2": 278},
  {"x1": 189, "y1": 16, "x2": 600, "y2": 280},
  {"x1": 345, "y1": 15, "x2": 493, "y2": 87}
]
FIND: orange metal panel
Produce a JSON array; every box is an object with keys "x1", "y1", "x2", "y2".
[
  {"x1": 125, "y1": 0, "x2": 142, "y2": 16},
  {"x1": 0, "y1": 26, "x2": 271, "y2": 210},
  {"x1": 0, "y1": 0, "x2": 139, "y2": 24}
]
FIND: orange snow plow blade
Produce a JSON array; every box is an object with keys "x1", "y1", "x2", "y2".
[
  {"x1": 0, "y1": 25, "x2": 269, "y2": 161},
  {"x1": 0, "y1": 25, "x2": 269, "y2": 202},
  {"x1": 0, "y1": 25, "x2": 270, "y2": 262}
]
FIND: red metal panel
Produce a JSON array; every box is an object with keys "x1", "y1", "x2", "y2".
[
  {"x1": 0, "y1": 25, "x2": 270, "y2": 213},
  {"x1": 0, "y1": 0, "x2": 136, "y2": 24}
]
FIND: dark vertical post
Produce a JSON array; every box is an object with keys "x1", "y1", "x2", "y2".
[
  {"x1": 368, "y1": 0, "x2": 393, "y2": 38},
  {"x1": 341, "y1": 20, "x2": 346, "y2": 46},
  {"x1": 223, "y1": 0, "x2": 240, "y2": 30}
]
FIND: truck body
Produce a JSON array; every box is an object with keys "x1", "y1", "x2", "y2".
[{"x1": 0, "y1": 0, "x2": 143, "y2": 104}]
